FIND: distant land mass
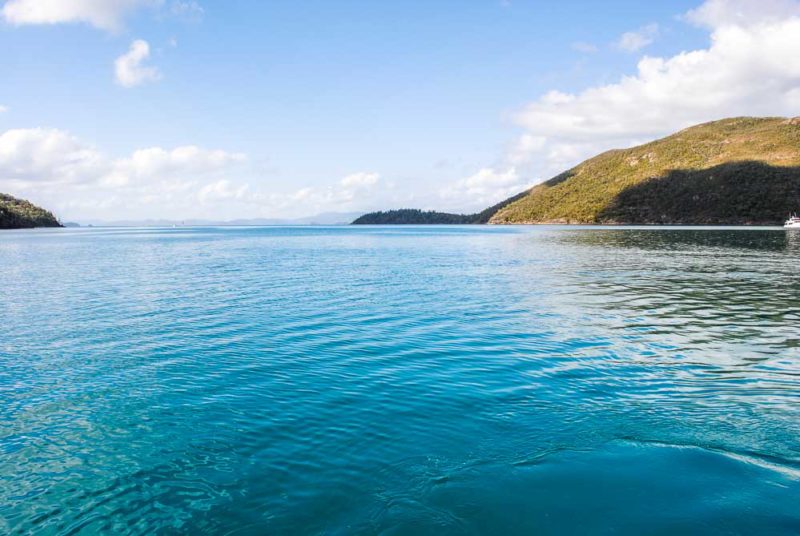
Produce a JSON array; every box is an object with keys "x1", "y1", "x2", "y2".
[
  {"x1": 355, "y1": 117, "x2": 800, "y2": 225},
  {"x1": 353, "y1": 209, "x2": 476, "y2": 225},
  {"x1": 352, "y1": 193, "x2": 528, "y2": 225},
  {"x1": 0, "y1": 194, "x2": 62, "y2": 229},
  {"x1": 80, "y1": 212, "x2": 365, "y2": 227}
]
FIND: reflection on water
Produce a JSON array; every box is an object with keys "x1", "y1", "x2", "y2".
[
  {"x1": 1, "y1": 226, "x2": 799, "y2": 535},
  {"x1": 557, "y1": 227, "x2": 800, "y2": 251},
  {"x1": 538, "y1": 228, "x2": 800, "y2": 456}
]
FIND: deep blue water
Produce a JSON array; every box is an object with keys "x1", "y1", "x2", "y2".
[{"x1": 1, "y1": 225, "x2": 799, "y2": 535}]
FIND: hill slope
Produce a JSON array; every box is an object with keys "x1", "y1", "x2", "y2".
[
  {"x1": 491, "y1": 117, "x2": 800, "y2": 225},
  {"x1": 0, "y1": 194, "x2": 62, "y2": 229}
]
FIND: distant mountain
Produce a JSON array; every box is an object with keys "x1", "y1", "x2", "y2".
[
  {"x1": 288, "y1": 212, "x2": 365, "y2": 225},
  {"x1": 356, "y1": 117, "x2": 800, "y2": 226},
  {"x1": 0, "y1": 194, "x2": 62, "y2": 229},
  {"x1": 80, "y1": 212, "x2": 365, "y2": 227},
  {"x1": 491, "y1": 117, "x2": 800, "y2": 225}
]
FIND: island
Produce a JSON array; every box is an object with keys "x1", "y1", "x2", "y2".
[
  {"x1": 0, "y1": 194, "x2": 62, "y2": 229},
  {"x1": 352, "y1": 193, "x2": 529, "y2": 225}
]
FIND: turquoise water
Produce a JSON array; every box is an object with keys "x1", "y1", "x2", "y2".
[{"x1": 1, "y1": 226, "x2": 799, "y2": 535}]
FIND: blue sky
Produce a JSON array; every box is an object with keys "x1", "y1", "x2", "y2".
[{"x1": 1, "y1": 0, "x2": 799, "y2": 221}]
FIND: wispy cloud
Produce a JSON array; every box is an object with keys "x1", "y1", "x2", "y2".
[
  {"x1": 438, "y1": 167, "x2": 532, "y2": 211},
  {"x1": 572, "y1": 41, "x2": 599, "y2": 54},
  {"x1": 616, "y1": 23, "x2": 660, "y2": 52},
  {"x1": 170, "y1": 0, "x2": 204, "y2": 22}
]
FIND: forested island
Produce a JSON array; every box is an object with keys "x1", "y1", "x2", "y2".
[
  {"x1": 353, "y1": 210, "x2": 476, "y2": 224},
  {"x1": 352, "y1": 192, "x2": 528, "y2": 225},
  {"x1": 0, "y1": 194, "x2": 62, "y2": 229},
  {"x1": 354, "y1": 117, "x2": 800, "y2": 225}
]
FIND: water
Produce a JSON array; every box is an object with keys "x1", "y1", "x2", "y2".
[{"x1": 1, "y1": 226, "x2": 799, "y2": 535}]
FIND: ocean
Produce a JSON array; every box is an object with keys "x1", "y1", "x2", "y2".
[{"x1": 1, "y1": 225, "x2": 799, "y2": 534}]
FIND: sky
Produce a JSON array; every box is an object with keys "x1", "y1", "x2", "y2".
[{"x1": 1, "y1": 0, "x2": 799, "y2": 222}]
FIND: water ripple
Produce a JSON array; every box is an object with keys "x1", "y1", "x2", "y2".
[{"x1": 1, "y1": 226, "x2": 798, "y2": 534}]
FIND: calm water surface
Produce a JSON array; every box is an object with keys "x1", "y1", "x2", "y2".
[{"x1": 1, "y1": 226, "x2": 799, "y2": 535}]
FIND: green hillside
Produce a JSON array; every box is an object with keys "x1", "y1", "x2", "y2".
[
  {"x1": 491, "y1": 117, "x2": 800, "y2": 224},
  {"x1": 0, "y1": 194, "x2": 62, "y2": 229}
]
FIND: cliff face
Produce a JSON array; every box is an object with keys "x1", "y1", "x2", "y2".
[
  {"x1": 490, "y1": 117, "x2": 800, "y2": 225},
  {"x1": 0, "y1": 194, "x2": 62, "y2": 229}
]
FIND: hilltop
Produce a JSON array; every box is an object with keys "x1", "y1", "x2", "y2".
[
  {"x1": 355, "y1": 117, "x2": 800, "y2": 226},
  {"x1": 0, "y1": 194, "x2": 62, "y2": 229},
  {"x1": 491, "y1": 117, "x2": 800, "y2": 224}
]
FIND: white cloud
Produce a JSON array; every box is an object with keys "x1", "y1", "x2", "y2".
[
  {"x1": 245, "y1": 172, "x2": 386, "y2": 215},
  {"x1": 115, "y1": 40, "x2": 161, "y2": 88},
  {"x1": 108, "y1": 145, "x2": 245, "y2": 187},
  {"x1": 0, "y1": 127, "x2": 252, "y2": 220},
  {"x1": 685, "y1": 0, "x2": 800, "y2": 28},
  {"x1": 508, "y1": 134, "x2": 547, "y2": 165},
  {"x1": 502, "y1": 0, "x2": 800, "y2": 183},
  {"x1": 462, "y1": 167, "x2": 520, "y2": 192},
  {"x1": 340, "y1": 171, "x2": 379, "y2": 188},
  {"x1": 1, "y1": 0, "x2": 161, "y2": 31},
  {"x1": 439, "y1": 167, "x2": 532, "y2": 210},
  {"x1": 616, "y1": 23, "x2": 659, "y2": 52},
  {"x1": 0, "y1": 105, "x2": 7, "y2": 113},
  {"x1": 310, "y1": 171, "x2": 382, "y2": 204},
  {"x1": 198, "y1": 180, "x2": 249, "y2": 203},
  {"x1": 0, "y1": 128, "x2": 106, "y2": 184},
  {"x1": 0, "y1": 128, "x2": 395, "y2": 220}
]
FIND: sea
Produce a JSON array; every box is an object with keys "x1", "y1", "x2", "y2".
[{"x1": 1, "y1": 225, "x2": 799, "y2": 535}]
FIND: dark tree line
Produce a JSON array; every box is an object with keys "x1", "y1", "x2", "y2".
[{"x1": 351, "y1": 191, "x2": 530, "y2": 225}]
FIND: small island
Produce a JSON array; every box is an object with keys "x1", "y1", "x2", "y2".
[
  {"x1": 0, "y1": 193, "x2": 62, "y2": 229},
  {"x1": 353, "y1": 193, "x2": 529, "y2": 225},
  {"x1": 353, "y1": 209, "x2": 476, "y2": 225}
]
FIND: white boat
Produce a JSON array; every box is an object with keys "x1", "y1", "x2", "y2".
[{"x1": 785, "y1": 214, "x2": 800, "y2": 229}]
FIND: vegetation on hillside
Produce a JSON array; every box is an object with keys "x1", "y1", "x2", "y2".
[
  {"x1": 598, "y1": 161, "x2": 800, "y2": 224},
  {"x1": 352, "y1": 192, "x2": 530, "y2": 225},
  {"x1": 0, "y1": 194, "x2": 62, "y2": 229},
  {"x1": 353, "y1": 209, "x2": 475, "y2": 224},
  {"x1": 491, "y1": 117, "x2": 800, "y2": 224}
]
